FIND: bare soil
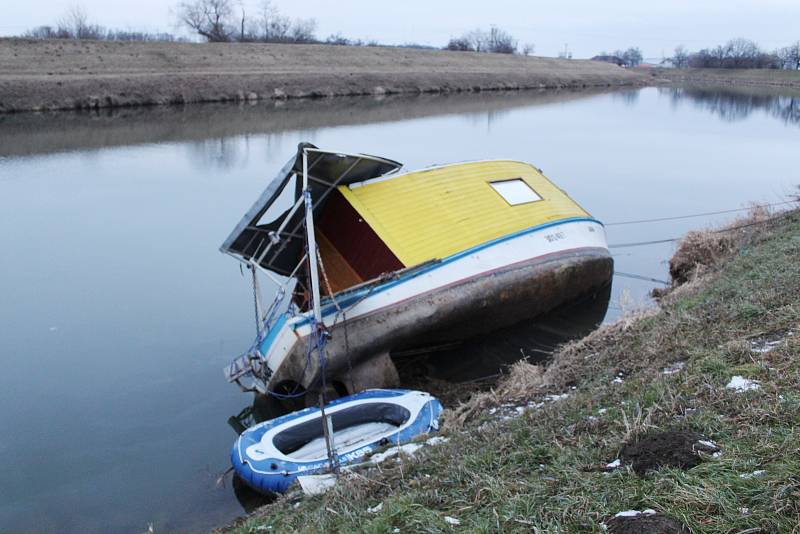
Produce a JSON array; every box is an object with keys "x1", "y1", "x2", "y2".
[
  {"x1": 606, "y1": 514, "x2": 690, "y2": 534},
  {"x1": 619, "y1": 430, "x2": 719, "y2": 475},
  {"x1": 0, "y1": 38, "x2": 645, "y2": 113}
]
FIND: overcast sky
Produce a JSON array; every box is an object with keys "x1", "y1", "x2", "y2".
[{"x1": 2, "y1": 0, "x2": 799, "y2": 59}]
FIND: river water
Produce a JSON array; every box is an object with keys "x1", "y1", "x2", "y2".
[{"x1": 0, "y1": 86, "x2": 798, "y2": 532}]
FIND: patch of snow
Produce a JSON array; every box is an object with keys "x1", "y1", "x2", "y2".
[
  {"x1": 598, "y1": 408, "x2": 608, "y2": 414},
  {"x1": 444, "y1": 516, "x2": 461, "y2": 525},
  {"x1": 515, "y1": 406, "x2": 526, "y2": 415},
  {"x1": 393, "y1": 528, "x2": 400, "y2": 533},
  {"x1": 726, "y1": 376, "x2": 761, "y2": 392},
  {"x1": 662, "y1": 362, "x2": 685, "y2": 375},
  {"x1": 606, "y1": 459, "x2": 622, "y2": 469},
  {"x1": 739, "y1": 470, "x2": 766, "y2": 479},
  {"x1": 367, "y1": 503, "x2": 383, "y2": 514},
  {"x1": 697, "y1": 439, "x2": 717, "y2": 449},
  {"x1": 739, "y1": 507, "x2": 750, "y2": 516},
  {"x1": 545, "y1": 393, "x2": 569, "y2": 402},
  {"x1": 712, "y1": 451, "x2": 722, "y2": 458},
  {"x1": 369, "y1": 443, "x2": 423, "y2": 464},
  {"x1": 614, "y1": 510, "x2": 640, "y2": 518},
  {"x1": 612, "y1": 377, "x2": 624, "y2": 384},
  {"x1": 614, "y1": 509, "x2": 656, "y2": 518},
  {"x1": 426, "y1": 436, "x2": 449, "y2": 446},
  {"x1": 297, "y1": 474, "x2": 337, "y2": 496},
  {"x1": 488, "y1": 408, "x2": 497, "y2": 415}
]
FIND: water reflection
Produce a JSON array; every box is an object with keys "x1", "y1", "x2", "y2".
[
  {"x1": 612, "y1": 89, "x2": 641, "y2": 106},
  {"x1": 662, "y1": 85, "x2": 800, "y2": 126},
  {"x1": 0, "y1": 89, "x2": 612, "y2": 159}
]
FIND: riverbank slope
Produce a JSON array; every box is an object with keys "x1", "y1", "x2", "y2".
[
  {"x1": 655, "y1": 67, "x2": 800, "y2": 88},
  {"x1": 0, "y1": 38, "x2": 645, "y2": 113},
  {"x1": 224, "y1": 206, "x2": 800, "y2": 533}
]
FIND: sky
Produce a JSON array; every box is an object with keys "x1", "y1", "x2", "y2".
[{"x1": 2, "y1": 0, "x2": 799, "y2": 60}]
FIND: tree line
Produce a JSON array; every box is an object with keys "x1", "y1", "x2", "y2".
[
  {"x1": 24, "y1": 5, "x2": 183, "y2": 42},
  {"x1": 20, "y1": 2, "x2": 535, "y2": 56},
  {"x1": 445, "y1": 27, "x2": 535, "y2": 55},
  {"x1": 592, "y1": 47, "x2": 643, "y2": 67},
  {"x1": 670, "y1": 39, "x2": 800, "y2": 70}
]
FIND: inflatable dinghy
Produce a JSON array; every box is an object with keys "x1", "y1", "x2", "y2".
[{"x1": 231, "y1": 389, "x2": 442, "y2": 494}]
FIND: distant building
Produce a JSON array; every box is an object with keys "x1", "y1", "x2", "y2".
[{"x1": 591, "y1": 55, "x2": 625, "y2": 66}]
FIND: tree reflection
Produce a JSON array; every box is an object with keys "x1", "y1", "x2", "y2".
[{"x1": 661, "y1": 86, "x2": 800, "y2": 127}]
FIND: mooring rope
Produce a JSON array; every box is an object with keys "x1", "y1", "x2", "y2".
[
  {"x1": 614, "y1": 271, "x2": 671, "y2": 285},
  {"x1": 605, "y1": 200, "x2": 797, "y2": 226},
  {"x1": 608, "y1": 209, "x2": 797, "y2": 249}
]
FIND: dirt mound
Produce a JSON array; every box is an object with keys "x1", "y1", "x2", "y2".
[
  {"x1": 669, "y1": 230, "x2": 737, "y2": 285},
  {"x1": 668, "y1": 206, "x2": 775, "y2": 287},
  {"x1": 606, "y1": 513, "x2": 690, "y2": 534},
  {"x1": 619, "y1": 430, "x2": 719, "y2": 475}
]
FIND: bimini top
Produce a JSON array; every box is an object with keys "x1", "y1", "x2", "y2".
[{"x1": 220, "y1": 143, "x2": 402, "y2": 276}]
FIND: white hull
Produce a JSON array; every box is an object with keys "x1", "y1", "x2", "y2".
[{"x1": 250, "y1": 218, "x2": 610, "y2": 393}]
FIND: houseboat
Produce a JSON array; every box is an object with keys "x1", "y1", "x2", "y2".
[{"x1": 222, "y1": 143, "x2": 612, "y2": 414}]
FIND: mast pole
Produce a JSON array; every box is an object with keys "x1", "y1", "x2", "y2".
[
  {"x1": 303, "y1": 150, "x2": 323, "y2": 324},
  {"x1": 302, "y1": 149, "x2": 338, "y2": 473}
]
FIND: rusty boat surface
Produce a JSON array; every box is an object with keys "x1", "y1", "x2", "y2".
[{"x1": 222, "y1": 143, "x2": 612, "y2": 412}]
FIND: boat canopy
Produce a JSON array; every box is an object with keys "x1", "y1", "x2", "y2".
[{"x1": 220, "y1": 143, "x2": 402, "y2": 276}]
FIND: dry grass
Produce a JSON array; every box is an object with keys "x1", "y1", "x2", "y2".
[
  {"x1": 450, "y1": 205, "x2": 795, "y2": 429},
  {"x1": 669, "y1": 204, "x2": 773, "y2": 285},
  {"x1": 222, "y1": 209, "x2": 800, "y2": 534},
  {"x1": 0, "y1": 38, "x2": 644, "y2": 112}
]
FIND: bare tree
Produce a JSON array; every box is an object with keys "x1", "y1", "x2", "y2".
[
  {"x1": 448, "y1": 27, "x2": 518, "y2": 54},
  {"x1": 522, "y1": 43, "x2": 535, "y2": 56},
  {"x1": 268, "y1": 14, "x2": 291, "y2": 41},
  {"x1": 290, "y1": 18, "x2": 317, "y2": 43},
  {"x1": 52, "y1": 4, "x2": 104, "y2": 39},
  {"x1": 622, "y1": 47, "x2": 643, "y2": 67},
  {"x1": 726, "y1": 38, "x2": 760, "y2": 68},
  {"x1": 176, "y1": 0, "x2": 234, "y2": 42},
  {"x1": 326, "y1": 33, "x2": 351, "y2": 46},
  {"x1": 487, "y1": 26, "x2": 517, "y2": 54},
  {"x1": 778, "y1": 41, "x2": 800, "y2": 70},
  {"x1": 445, "y1": 37, "x2": 473, "y2": 51},
  {"x1": 256, "y1": 0, "x2": 276, "y2": 41},
  {"x1": 465, "y1": 29, "x2": 489, "y2": 52},
  {"x1": 671, "y1": 45, "x2": 689, "y2": 68}
]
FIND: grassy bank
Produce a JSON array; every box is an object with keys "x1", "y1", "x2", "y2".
[
  {"x1": 0, "y1": 38, "x2": 644, "y2": 113},
  {"x1": 655, "y1": 67, "x2": 800, "y2": 88},
  {"x1": 223, "y1": 207, "x2": 800, "y2": 533}
]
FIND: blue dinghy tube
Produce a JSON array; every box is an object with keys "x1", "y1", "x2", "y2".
[{"x1": 231, "y1": 389, "x2": 442, "y2": 494}]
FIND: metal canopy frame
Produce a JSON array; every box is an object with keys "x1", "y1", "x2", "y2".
[{"x1": 220, "y1": 143, "x2": 403, "y2": 277}]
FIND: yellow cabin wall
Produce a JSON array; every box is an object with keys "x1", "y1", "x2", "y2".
[{"x1": 338, "y1": 160, "x2": 590, "y2": 267}]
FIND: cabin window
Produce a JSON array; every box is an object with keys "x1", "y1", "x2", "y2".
[{"x1": 489, "y1": 179, "x2": 542, "y2": 206}]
